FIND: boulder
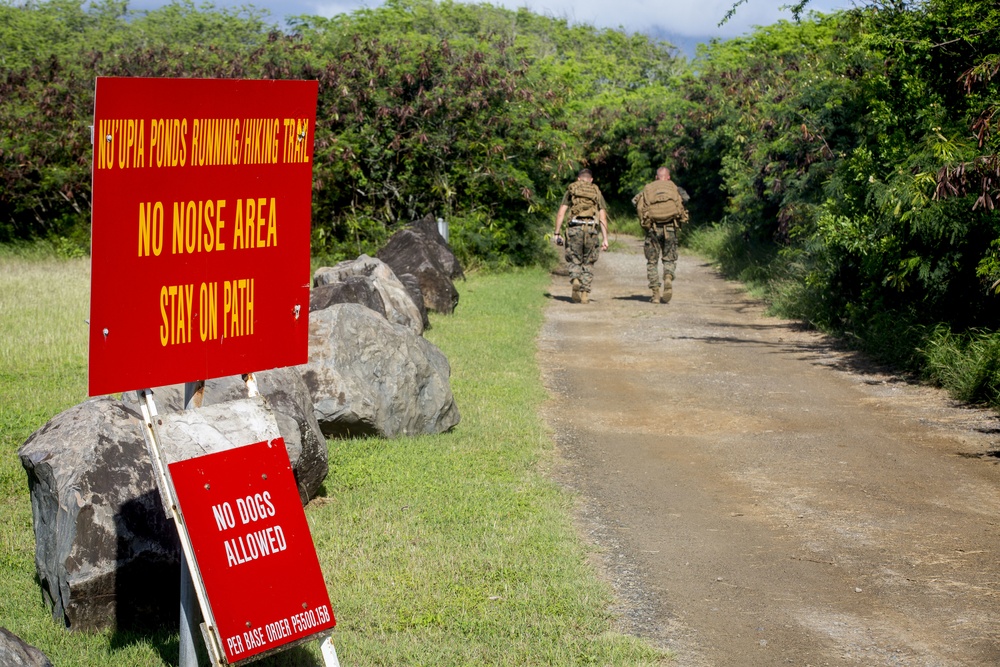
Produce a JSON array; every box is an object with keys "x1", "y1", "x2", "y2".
[
  {"x1": 313, "y1": 255, "x2": 423, "y2": 335},
  {"x1": 407, "y1": 215, "x2": 465, "y2": 280},
  {"x1": 0, "y1": 628, "x2": 54, "y2": 667},
  {"x1": 18, "y1": 397, "x2": 180, "y2": 630},
  {"x1": 18, "y1": 393, "x2": 304, "y2": 631},
  {"x1": 396, "y1": 272, "x2": 430, "y2": 332},
  {"x1": 301, "y1": 303, "x2": 460, "y2": 438},
  {"x1": 124, "y1": 367, "x2": 328, "y2": 503},
  {"x1": 376, "y1": 228, "x2": 460, "y2": 315},
  {"x1": 309, "y1": 276, "x2": 386, "y2": 318}
]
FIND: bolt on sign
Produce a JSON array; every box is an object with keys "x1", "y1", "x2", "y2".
[
  {"x1": 88, "y1": 77, "x2": 318, "y2": 396},
  {"x1": 169, "y1": 438, "x2": 336, "y2": 664}
]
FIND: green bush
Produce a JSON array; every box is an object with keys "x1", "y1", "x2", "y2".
[
  {"x1": 0, "y1": 0, "x2": 682, "y2": 268},
  {"x1": 923, "y1": 327, "x2": 1000, "y2": 406},
  {"x1": 673, "y1": 1, "x2": 1000, "y2": 393}
]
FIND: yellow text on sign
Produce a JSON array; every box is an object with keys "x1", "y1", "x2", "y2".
[
  {"x1": 138, "y1": 198, "x2": 277, "y2": 258},
  {"x1": 158, "y1": 278, "x2": 254, "y2": 346}
]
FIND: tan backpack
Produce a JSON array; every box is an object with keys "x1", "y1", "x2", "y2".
[
  {"x1": 568, "y1": 181, "x2": 601, "y2": 219},
  {"x1": 641, "y1": 180, "x2": 684, "y2": 224}
]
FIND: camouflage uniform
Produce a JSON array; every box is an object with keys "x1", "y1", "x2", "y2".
[
  {"x1": 558, "y1": 183, "x2": 608, "y2": 295},
  {"x1": 633, "y1": 175, "x2": 689, "y2": 302},
  {"x1": 644, "y1": 223, "x2": 679, "y2": 289},
  {"x1": 565, "y1": 223, "x2": 602, "y2": 292}
]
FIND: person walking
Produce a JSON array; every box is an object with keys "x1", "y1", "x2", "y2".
[
  {"x1": 634, "y1": 167, "x2": 688, "y2": 303},
  {"x1": 553, "y1": 168, "x2": 609, "y2": 303}
]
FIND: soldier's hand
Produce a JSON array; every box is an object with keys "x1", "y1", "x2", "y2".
[
  {"x1": 601, "y1": 238, "x2": 609, "y2": 251},
  {"x1": 554, "y1": 234, "x2": 564, "y2": 246}
]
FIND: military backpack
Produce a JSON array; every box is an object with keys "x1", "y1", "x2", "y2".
[
  {"x1": 640, "y1": 180, "x2": 684, "y2": 226},
  {"x1": 568, "y1": 180, "x2": 601, "y2": 220}
]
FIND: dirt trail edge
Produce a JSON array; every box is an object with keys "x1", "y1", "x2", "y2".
[{"x1": 539, "y1": 240, "x2": 1000, "y2": 667}]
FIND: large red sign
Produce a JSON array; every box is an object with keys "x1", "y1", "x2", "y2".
[
  {"x1": 89, "y1": 77, "x2": 318, "y2": 396},
  {"x1": 169, "y1": 438, "x2": 336, "y2": 664}
]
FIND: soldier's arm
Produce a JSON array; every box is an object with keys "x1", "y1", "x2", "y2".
[
  {"x1": 675, "y1": 184, "x2": 690, "y2": 225},
  {"x1": 554, "y1": 204, "x2": 569, "y2": 238},
  {"x1": 597, "y1": 191, "x2": 610, "y2": 245}
]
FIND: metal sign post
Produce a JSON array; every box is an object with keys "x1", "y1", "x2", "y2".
[
  {"x1": 180, "y1": 380, "x2": 207, "y2": 667},
  {"x1": 136, "y1": 387, "x2": 227, "y2": 664}
]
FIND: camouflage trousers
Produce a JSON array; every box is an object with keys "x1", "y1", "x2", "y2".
[
  {"x1": 644, "y1": 223, "x2": 678, "y2": 289},
  {"x1": 565, "y1": 224, "x2": 601, "y2": 292}
]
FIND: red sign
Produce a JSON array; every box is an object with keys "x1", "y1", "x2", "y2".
[
  {"x1": 88, "y1": 77, "x2": 318, "y2": 396},
  {"x1": 169, "y1": 438, "x2": 335, "y2": 664}
]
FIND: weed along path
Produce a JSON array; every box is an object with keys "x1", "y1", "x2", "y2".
[{"x1": 539, "y1": 239, "x2": 1000, "y2": 666}]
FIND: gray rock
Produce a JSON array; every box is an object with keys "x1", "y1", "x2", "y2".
[
  {"x1": 0, "y1": 628, "x2": 53, "y2": 667},
  {"x1": 407, "y1": 216, "x2": 465, "y2": 281},
  {"x1": 377, "y1": 228, "x2": 459, "y2": 314},
  {"x1": 18, "y1": 393, "x2": 307, "y2": 631},
  {"x1": 300, "y1": 304, "x2": 460, "y2": 438},
  {"x1": 396, "y1": 272, "x2": 430, "y2": 331},
  {"x1": 314, "y1": 255, "x2": 424, "y2": 335},
  {"x1": 157, "y1": 398, "x2": 283, "y2": 462},
  {"x1": 310, "y1": 276, "x2": 387, "y2": 318},
  {"x1": 18, "y1": 397, "x2": 179, "y2": 631},
  {"x1": 125, "y1": 368, "x2": 328, "y2": 503}
]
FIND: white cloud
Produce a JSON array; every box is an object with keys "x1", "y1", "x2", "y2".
[
  {"x1": 492, "y1": 0, "x2": 785, "y2": 38},
  {"x1": 130, "y1": 0, "x2": 854, "y2": 40},
  {"x1": 310, "y1": 0, "x2": 853, "y2": 37}
]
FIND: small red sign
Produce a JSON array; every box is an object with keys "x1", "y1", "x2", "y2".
[
  {"x1": 89, "y1": 77, "x2": 318, "y2": 396},
  {"x1": 169, "y1": 439, "x2": 335, "y2": 664}
]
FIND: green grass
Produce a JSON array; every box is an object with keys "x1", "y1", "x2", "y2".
[
  {"x1": 0, "y1": 255, "x2": 167, "y2": 664},
  {"x1": 1, "y1": 255, "x2": 668, "y2": 665},
  {"x1": 604, "y1": 207, "x2": 645, "y2": 253},
  {"x1": 683, "y1": 221, "x2": 783, "y2": 298},
  {"x1": 606, "y1": 205, "x2": 645, "y2": 242},
  {"x1": 923, "y1": 326, "x2": 1000, "y2": 406},
  {"x1": 311, "y1": 270, "x2": 666, "y2": 665},
  {"x1": 0, "y1": 254, "x2": 91, "y2": 521}
]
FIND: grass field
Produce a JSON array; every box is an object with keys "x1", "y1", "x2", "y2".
[{"x1": 0, "y1": 254, "x2": 668, "y2": 665}]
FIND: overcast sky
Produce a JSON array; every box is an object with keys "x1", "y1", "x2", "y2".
[{"x1": 125, "y1": 0, "x2": 855, "y2": 50}]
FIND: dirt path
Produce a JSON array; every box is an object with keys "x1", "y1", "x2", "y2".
[{"x1": 539, "y1": 239, "x2": 1000, "y2": 666}]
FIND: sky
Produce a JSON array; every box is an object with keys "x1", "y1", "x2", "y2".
[{"x1": 125, "y1": 0, "x2": 855, "y2": 55}]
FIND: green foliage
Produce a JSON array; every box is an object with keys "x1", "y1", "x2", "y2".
[
  {"x1": 924, "y1": 326, "x2": 1000, "y2": 406},
  {"x1": 291, "y1": 0, "x2": 680, "y2": 264},
  {"x1": 303, "y1": 23, "x2": 566, "y2": 266},
  {"x1": 0, "y1": 0, "x2": 680, "y2": 267},
  {"x1": 673, "y1": 0, "x2": 1000, "y2": 385}
]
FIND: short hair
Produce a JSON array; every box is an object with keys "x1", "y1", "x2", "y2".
[{"x1": 578, "y1": 168, "x2": 593, "y2": 178}]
